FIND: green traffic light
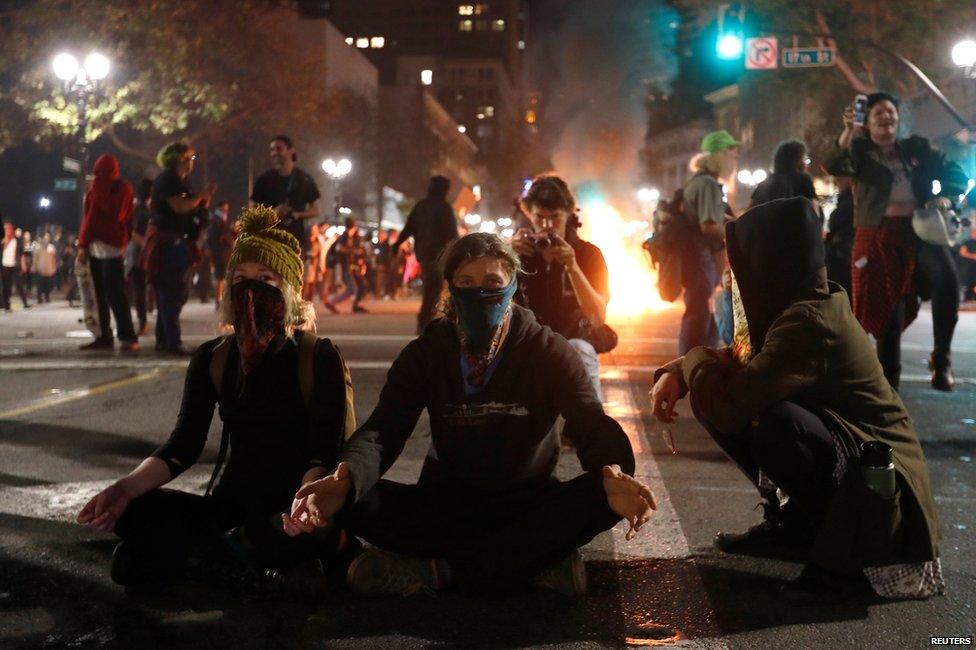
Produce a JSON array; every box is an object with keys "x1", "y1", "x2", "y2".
[{"x1": 717, "y1": 33, "x2": 744, "y2": 59}]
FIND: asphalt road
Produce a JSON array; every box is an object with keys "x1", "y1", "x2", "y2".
[{"x1": 0, "y1": 296, "x2": 974, "y2": 648}]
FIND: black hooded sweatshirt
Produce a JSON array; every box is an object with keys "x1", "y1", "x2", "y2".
[{"x1": 337, "y1": 305, "x2": 635, "y2": 502}]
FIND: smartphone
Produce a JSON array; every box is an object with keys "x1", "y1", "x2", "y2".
[{"x1": 853, "y1": 94, "x2": 868, "y2": 128}]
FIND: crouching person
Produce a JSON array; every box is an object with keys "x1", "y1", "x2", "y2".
[
  {"x1": 287, "y1": 233, "x2": 654, "y2": 597},
  {"x1": 77, "y1": 206, "x2": 355, "y2": 594},
  {"x1": 650, "y1": 198, "x2": 942, "y2": 600}
]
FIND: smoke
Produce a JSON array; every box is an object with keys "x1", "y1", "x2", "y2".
[{"x1": 530, "y1": 1, "x2": 678, "y2": 206}]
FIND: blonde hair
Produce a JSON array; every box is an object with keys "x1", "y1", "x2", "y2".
[
  {"x1": 691, "y1": 152, "x2": 723, "y2": 176},
  {"x1": 217, "y1": 277, "x2": 316, "y2": 336}
]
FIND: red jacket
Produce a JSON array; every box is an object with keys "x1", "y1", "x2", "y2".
[{"x1": 79, "y1": 155, "x2": 134, "y2": 250}]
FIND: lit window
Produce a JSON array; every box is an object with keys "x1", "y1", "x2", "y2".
[
  {"x1": 474, "y1": 3, "x2": 489, "y2": 14},
  {"x1": 476, "y1": 112, "x2": 485, "y2": 120},
  {"x1": 345, "y1": 37, "x2": 354, "y2": 45},
  {"x1": 492, "y1": 19, "x2": 505, "y2": 31},
  {"x1": 525, "y1": 110, "x2": 537, "y2": 124},
  {"x1": 371, "y1": 36, "x2": 385, "y2": 48},
  {"x1": 421, "y1": 69, "x2": 433, "y2": 85},
  {"x1": 484, "y1": 105, "x2": 494, "y2": 117},
  {"x1": 518, "y1": 40, "x2": 525, "y2": 49},
  {"x1": 459, "y1": 19, "x2": 473, "y2": 31},
  {"x1": 356, "y1": 37, "x2": 369, "y2": 48},
  {"x1": 458, "y1": 4, "x2": 473, "y2": 15},
  {"x1": 458, "y1": 125, "x2": 467, "y2": 134}
]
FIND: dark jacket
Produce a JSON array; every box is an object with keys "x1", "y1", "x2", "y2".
[
  {"x1": 825, "y1": 189, "x2": 854, "y2": 298},
  {"x1": 750, "y1": 171, "x2": 816, "y2": 206},
  {"x1": 397, "y1": 198, "x2": 458, "y2": 266},
  {"x1": 153, "y1": 333, "x2": 353, "y2": 516},
  {"x1": 338, "y1": 305, "x2": 635, "y2": 501},
  {"x1": 662, "y1": 198, "x2": 939, "y2": 570},
  {"x1": 517, "y1": 235, "x2": 610, "y2": 340},
  {"x1": 825, "y1": 135, "x2": 968, "y2": 228}
]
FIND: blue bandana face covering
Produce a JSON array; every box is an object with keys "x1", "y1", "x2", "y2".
[{"x1": 449, "y1": 279, "x2": 517, "y2": 350}]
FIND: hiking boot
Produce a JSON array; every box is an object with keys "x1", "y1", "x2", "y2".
[
  {"x1": 531, "y1": 549, "x2": 588, "y2": 597},
  {"x1": 929, "y1": 353, "x2": 954, "y2": 392},
  {"x1": 714, "y1": 502, "x2": 813, "y2": 560},
  {"x1": 79, "y1": 338, "x2": 113, "y2": 351},
  {"x1": 781, "y1": 563, "x2": 873, "y2": 603},
  {"x1": 261, "y1": 558, "x2": 329, "y2": 602},
  {"x1": 346, "y1": 549, "x2": 435, "y2": 597}
]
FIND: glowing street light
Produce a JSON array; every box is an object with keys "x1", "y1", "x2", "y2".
[
  {"x1": 322, "y1": 157, "x2": 353, "y2": 222},
  {"x1": 38, "y1": 196, "x2": 52, "y2": 209},
  {"x1": 737, "y1": 169, "x2": 768, "y2": 187},
  {"x1": 52, "y1": 53, "x2": 79, "y2": 81},
  {"x1": 637, "y1": 187, "x2": 660, "y2": 203},
  {"x1": 952, "y1": 39, "x2": 976, "y2": 68},
  {"x1": 717, "y1": 33, "x2": 744, "y2": 60}
]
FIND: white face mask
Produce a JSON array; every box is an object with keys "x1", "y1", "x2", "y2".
[{"x1": 730, "y1": 270, "x2": 753, "y2": 364}]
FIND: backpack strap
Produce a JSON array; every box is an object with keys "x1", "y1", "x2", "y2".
[{"x1": 206, "y1": 334, "x2": 234, "y2": 497}]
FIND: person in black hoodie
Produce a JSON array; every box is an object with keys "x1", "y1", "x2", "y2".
[
  {"x1": 395, "y1": 175, "x2": 459, "y2": 334},
  {"x1": 650, "y1": 198, "x2": 941, "y2": 600},
  {"x1": 289, "y1": 233, "x2": 654, "y2": 597},
  {"x1": 748, "y1": 140, "x2": 817, "y2": 208}
]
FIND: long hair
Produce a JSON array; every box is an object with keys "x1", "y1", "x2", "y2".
[
  {"x1": 436, "y1": 233, "x2": 523, "y2": 321},
  {"x1": 520, "y1": 173, "x2": 582, "y2": 239},
  {"x1": 772, "y1": 140, "x2": 808, "y2": 174},
  {"x1": 217, "y1": 277, "x2": 316, "y2": 336}
]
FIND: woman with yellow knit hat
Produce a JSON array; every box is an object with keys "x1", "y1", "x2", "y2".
[{"x1": 77, "y1": 206, "x2": 356, "y2": 596}]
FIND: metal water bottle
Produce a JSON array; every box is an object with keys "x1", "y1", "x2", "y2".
[{"x1": 860, "y1": 441, "x2": 896, "y2": 498}]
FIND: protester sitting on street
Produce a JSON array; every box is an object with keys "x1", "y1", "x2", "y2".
[
  {"x1": 680, "y1": 130, "x2": 739, "y2": 354},
  {"x1": 143, "y1": 141, "x2": 215, "y2": 354},
  {"x1": 325, "y1": 217, "x2": 369, "y2": 314},
  {"x1": 77, "y1": 206, "x2": 356, "y2": 594},
  {"x1": 288, "y1": 233, "x2": 654, "y2": 598},
  {"x1": 395, "y1": 175, "x2": 459, "y2": 333},
  {"x1": 748, "y1": 140, "x2": 817, "y2": 208},
  {"x1": 1, "y1": 219, "x2": 30, "y2": 311},
  {"x1": 826, "y1": 92, "x2": 968, "y2": 391},
  {"x1": 77, "y1": 154, "x2": 139, "y2": 352},
  {"x1": 650, "y1": 197, "x2": 942, "y2": 600},
  {"x1": 34, "y1": 231, "x2": 58, "y2": 303},
  {"x1": 512, "y1": 174, "x2": 610, "y2": 401}
]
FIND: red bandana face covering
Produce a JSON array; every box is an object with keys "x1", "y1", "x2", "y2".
[{"x1": 231, "y1": 279, "x2": 286, "y2": 374}]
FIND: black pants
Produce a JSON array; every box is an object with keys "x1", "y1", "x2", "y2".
[
  {"x1": 693, "y1": 399, "x2": 842, "y2": 521},
  {"x1": 89, "y1": 257, "x2": 137, "y2": 342},
  {"x1": 36, "y1": 275, "x2": 54, "y2": 303},
  {"x1": 876, "y1": 241, "x2": 959, "y2": 385},
  {"x1": 417, "y1": 265, "x2": 443, "y2": 335},
  {"x1": 127, "y1": 266, "x2": 148, "y2": 329},
  {"x1": 1, "y1": 266, "x2": 29, "y2": 310},
  {"x1": 114, "y1": 488, "x2": 333, "y2": 585},
  {"x1": 342, "y1": 475, "x2": 620, "y2": 594}
]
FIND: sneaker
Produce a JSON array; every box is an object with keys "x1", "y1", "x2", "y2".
[
  {"x1": 781, "y1": 563, "x2": 873, "y2": 603},
  {"x1": 531, "y1": 549, "x2": 588, "y2": 597},
  {"x1": 79, "y1": 338, "x2": 114, "y2": 351},
  {"x1": 119, "y1": 340, "x2": 140, "y2": 353},
  {"x1": 928, "y1": 353, "x2": 955, "y2": 392},
  {"x1": 261, "y1": 558, "x2": 329, "y2": 602},
  {"x1": 346, "y1": 549, "x2": 435, "y2": 597},
  {"x1": 714, "y1": 502, "x2": 813, "y2": 560},
  {"x1": 352, "y1": 305, "x2": 369, "y2": 314},
  {"x1": 324, "y1": 301, "x2": 339, "y2": 314}
]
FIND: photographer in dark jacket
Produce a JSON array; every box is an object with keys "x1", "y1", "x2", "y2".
[
  {"x1": 290, "y1": 233, "x2": 654, "y2": 597},
  {"x1": 395, "y1": 175, "x2": 459, "y2": 334},
  {"x1": 512, "y1": 174, "x2": 610, "y2": 400}
]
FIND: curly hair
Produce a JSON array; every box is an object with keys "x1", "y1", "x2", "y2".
[
  {"x1": 521, "y1": 173, "x2": 576, "y2": 215},
  {"x1": 772, "y1": 140, "x2": 808, "y2": 174},
  {"x1": 156, "y1": 140, "x2": 192, "y2": 170}
]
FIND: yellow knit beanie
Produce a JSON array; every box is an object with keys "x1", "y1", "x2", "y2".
[{"x1": 227, "y1": 205, "x2": 304, "y2": 294}]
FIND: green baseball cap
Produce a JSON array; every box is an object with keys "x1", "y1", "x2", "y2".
[{"x1": 701, "y1": 130, "x2": 741, "y2": 154}]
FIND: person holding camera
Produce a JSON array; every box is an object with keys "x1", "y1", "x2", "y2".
[
  {"x1": 826, "y1": 92, "x2": 968, "y2": 391},
  {"x1": 143, "y1": 141, "x2": 216, "y2": 354},
  {"x1": 512, "y1": 174, "x2": 610, "y2": 400}
]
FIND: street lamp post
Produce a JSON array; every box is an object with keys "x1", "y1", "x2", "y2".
[
  {"x1": 321, "y1": 158, "x2": 352, "y2": 223},
  {"x1": 952, "y1": 39, "x2": 976, "y2": 79},
  {"x1": 52, "y1": 51, "x2": 110, "y2": 223}
]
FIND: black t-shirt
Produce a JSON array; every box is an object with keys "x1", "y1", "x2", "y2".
[
  {"x1": 150, "y1": 169, "x2": 193, "y2": 234},
  {"x1": 517, "y1": 235, "x2": 610, "y2": 340},
  {"x1": 250, "y1": 167, "x2": 321, "y2": 252}
]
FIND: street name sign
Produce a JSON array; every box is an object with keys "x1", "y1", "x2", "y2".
[
  {"x1": 54, "y1": 178, "x2": 77, "y2": 191},
  {"x1": 746, "y1": 37, "x2": 778, "y2": 70},
  {"x1": 782, "y1": 47, "x2": 835, "y2": 68},
  {"x1": 62, "y1": 156, "x2": 81, "y2": 173}
]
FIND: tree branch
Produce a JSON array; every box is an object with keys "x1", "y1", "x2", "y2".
[
  {"x1": 104, "y1": 123, "x2": 157, "y2": 165},
  {"x1": 815, "y1": 10, "x2": 876, "y2": 94}
]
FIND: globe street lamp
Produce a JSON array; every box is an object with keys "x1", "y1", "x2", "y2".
[
  {"x1": 952, "y1": 39, "x2": 976, "y2": 78},
  {"x1": 52, "y1": 51, "x2": 111, "y2": 222},
  {"x1": 322, "y1": 158, "x2": 353, "y2": 222}
]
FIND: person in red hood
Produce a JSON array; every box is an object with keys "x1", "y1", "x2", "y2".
[{"x1": 77, "y1": 154, "x2": 139, "y2": 351}]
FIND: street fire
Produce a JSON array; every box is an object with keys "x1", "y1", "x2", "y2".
[{"x1": 579, "y1": 201, "x2": 676, "y2": 322}]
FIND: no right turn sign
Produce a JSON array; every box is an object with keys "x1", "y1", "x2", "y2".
[{"x1": 746, "y1": 37, "x2": 778, "y2": 70}]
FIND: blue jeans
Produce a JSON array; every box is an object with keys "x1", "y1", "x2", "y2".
[
  {"x1": 154, "y1": 240, "x2": 190, "y2": 350},
  {"x1": 332, "y1": 266, "x2": 366, "y2": 307},
  {"x1": 678, "y1": 245, "x2": 719, "y2": 355},
  {"x1": 716, "y1": 288, "x2": 734, "y2": 346}
]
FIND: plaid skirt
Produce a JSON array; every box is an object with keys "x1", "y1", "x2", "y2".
[{"x1": 851, "y1": 216, "x2": 920, "y2": 337}]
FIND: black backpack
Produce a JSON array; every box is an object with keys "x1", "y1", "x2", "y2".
[{"x1": 643, "y1": 189, "x2": 695, "y2": 302}]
